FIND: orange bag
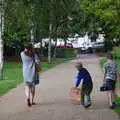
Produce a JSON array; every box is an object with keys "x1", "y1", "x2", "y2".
[
  {"x1": 35, "y1": 64, "x2": 42, "y2": 72},
  {"x1": 69, "y1": 87, "x2": 81, "y2": 102}
]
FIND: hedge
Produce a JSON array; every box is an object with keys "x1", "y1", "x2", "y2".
[
  {"x1": 56, "y1": 48, "x2": 79, "y2": 58},
  {"x1": 113, "y1": 47, "x2": 120, "y2": 59}
]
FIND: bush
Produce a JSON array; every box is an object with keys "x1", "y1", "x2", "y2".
[
  {"x1": 56, "y1": 48, "x2": 79, "y2": 58},
  {"x1": 113, "y1": 47, "x2": 120, "y2": 59},
  {"x1": 94, "y1": 48, "x2": 105, "y2": 53}
]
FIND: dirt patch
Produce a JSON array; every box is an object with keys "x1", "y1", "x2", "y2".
[{"x1": 96, "y1": 53, "x2": 106, "y2": 57}]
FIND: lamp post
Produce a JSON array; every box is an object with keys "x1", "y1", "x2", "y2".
[{"x1": 0, "y1": 0, "x2": 4, "y2": 80}]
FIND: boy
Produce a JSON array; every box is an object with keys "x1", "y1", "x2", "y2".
[{"x1": 74, "y1": 62, "x2": 93, "y2": 108}]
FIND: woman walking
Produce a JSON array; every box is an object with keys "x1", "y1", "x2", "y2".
[{"x1": 21, "y1": 43, "x2": 40, "y2": 107}]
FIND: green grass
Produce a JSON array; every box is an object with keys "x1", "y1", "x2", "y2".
[
  {"x1": 99, "y1": 58, "x2": 107, "y2": 72},
  {"x1": 99, "y1": 58, "x2": 120, "y2": 72},
  {"x1": 0, "y1": 58, "x2": 71, "y2": 96},
  {"x1": 113, "y1": 47, "x2": 120, "y2": 59},
  {"x1": 115, "y1": 97, "x2": 120, "y2": 115},
  {"x1": 0, "y1": 62, "x2": 22, "y2": 96},
  {"x1": 99, "y1": 58, "x2": 120, "y2": 115}
]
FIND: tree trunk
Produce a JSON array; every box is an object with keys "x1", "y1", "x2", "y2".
[
  {"x1": 48, "y1": 23, "x2": 52, "y2": 63},
  {"x1": 0, "y1": 9, "x2": 4, "y2": 80},
  {"x1": 40, "y1": 39, "x2": 43, "y2": 56},
  {"x1": 64, "y1": 39, "x2": 67, "y2": 47},
  {"x1": 30, "y1": 23, "x2": 34, "y2": 43},
  {"x1": 39, "y1": 38, "x2": 44, "y2": 59},
  {"x1": 53, "y1": 38, "x2": 57, "y2": 58}
]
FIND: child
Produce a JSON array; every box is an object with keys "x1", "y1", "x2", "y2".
[
  {"x1": 74, "y1": 62, "x2": 93, "y2": 108},
  {"x1": 103, "y1": 53, "x2": 117, "y2": 109}
]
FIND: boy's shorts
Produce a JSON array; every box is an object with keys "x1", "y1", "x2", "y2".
[{"x1": 82, "y1": 84, "x2": 93, "y2": 95}]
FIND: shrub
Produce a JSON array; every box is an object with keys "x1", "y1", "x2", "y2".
[
  {"x1": 113, "y1": 47, "x2": 120, "y2": 59},
  {"x1": 56, "y1": 48, "x2": 79, "y2": 58}
]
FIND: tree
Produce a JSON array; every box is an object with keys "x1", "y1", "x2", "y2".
[
  {"x1": 0, "y1": 0, "x2": 4, "y2": 80},
  {"x1": 78, "y1": 0, "x2": 120, "y2": 41},
  {"x1": 5, "y1": 0, "x2": 120, "y2": 61},
  {"x1": 4, "y1": 0, "x2": 29, "y2": 42}
]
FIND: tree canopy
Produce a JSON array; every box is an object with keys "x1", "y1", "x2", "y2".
[{"x1": 3, "y1": 0, "x2": 120, "y2": 42}]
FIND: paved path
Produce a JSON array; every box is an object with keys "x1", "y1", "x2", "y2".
[{"x1": 0, "y1": 54, "x2": 119, "y2": 120}]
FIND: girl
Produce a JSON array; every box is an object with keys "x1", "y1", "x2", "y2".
[{"x1": 103, "y1": 53, "x2": 117, "y2": 109}]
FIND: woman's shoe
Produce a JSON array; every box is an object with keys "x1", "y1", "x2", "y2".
[
  {"x1": 109, "y1": 105, "x2": 114, "y2": 109},
  {"x1": 27, "y1": 99, "x2": 31, "y2": 107},
  {"x1": 112, "y1": 102, "x2": 117, "y2": 106},
  {"x1": 109, "y1": 102, "x2": 117, "y2": 109},
  {"x1": 32, "y1": 102, "x2": 37, "y2": 105},
  {"x1": 109, "y1": 103, "x2": 116, "y2": 109}
]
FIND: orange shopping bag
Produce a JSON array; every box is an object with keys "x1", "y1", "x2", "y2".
[{"x1": 69, "y1": 87, "x2": 81, "y2": 102}]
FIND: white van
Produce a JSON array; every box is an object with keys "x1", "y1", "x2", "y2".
[{"x1": 92, "y1": 42, "x2": 104, "y2": 48}]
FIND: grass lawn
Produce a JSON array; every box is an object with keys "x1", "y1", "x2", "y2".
[
  {"x1": 0, "y1": 58, "x2": 71, "y2": 96},
  {"x1": 99, "y1": 58, "x2": 120, "y2": 115}
]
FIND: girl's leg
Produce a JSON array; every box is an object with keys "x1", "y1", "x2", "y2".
[
  {"x1": 108, "y1": 80, "x2": 116, "y2": 107},
  {"x1": 31, "y1": 86, "x2": 36, "y2": 104},
  {"x1": 107, "y1": 90, "x2": 113, "y2": 106},
  {"x1": 111, "y1": 90, "x2": 116, "y2": 104},
  {"x1": 25, "y1": 85, "x2": 31, "y2": 106}
]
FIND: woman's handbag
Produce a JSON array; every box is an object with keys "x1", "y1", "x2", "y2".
[
  {"x1": 69, "y1": 87, "x2": 81, "y2": 102},
  {"x1": 35, "y1": 64, "x2": 42, "y2": 72}
]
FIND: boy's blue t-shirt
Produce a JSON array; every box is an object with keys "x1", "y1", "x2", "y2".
[{"x1": 75, "y1": 68, "x2": 93, "y2": 87}]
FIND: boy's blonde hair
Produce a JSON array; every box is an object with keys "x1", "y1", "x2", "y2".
[{"x1": 76, "y1": 62, "x2": 83, "y2": 70}]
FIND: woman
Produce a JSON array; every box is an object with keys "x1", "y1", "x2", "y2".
[
  {"x1": 103, "y1": 53, "x2": 117, "y2": 109},
  {"x1": 21, "y1": 43, "x2": 40, "y2": 107}
]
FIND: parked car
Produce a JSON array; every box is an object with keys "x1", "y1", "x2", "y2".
[
  {"x1": 80, "y1": 46, "x2": 88, "y2": 51},
  {"x1": 92, "y1": 42, "x2": 104, "y2": 48},
  {"x1": 80, "y1": 43, "x2": 92, "y2": 51}
]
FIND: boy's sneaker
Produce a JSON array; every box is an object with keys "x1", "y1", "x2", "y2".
[{"x1": 84, "y1": 103, "x2": 91, "y2": 108}]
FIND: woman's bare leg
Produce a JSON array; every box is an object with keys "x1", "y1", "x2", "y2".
[
  {"x1": 31, "y1": 86, "x2": 36, "y2": 104},
  {"x1": 25, "y1": 85, "x2": 31, "y2": 106},
  {"x1": 107, "y1": 91, "x2": 113, "y2": 106}
]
